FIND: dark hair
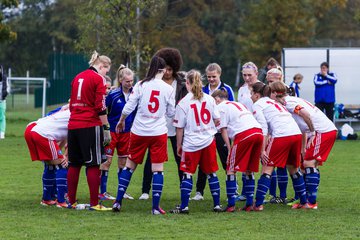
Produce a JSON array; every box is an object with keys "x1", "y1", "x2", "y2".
[
  {"x1": 252, "y1": 82, "x2": 270, "y2": 97},
  {"x1": 155, "y1": 48, "x2": 183, "y2": 77},
  {"x1": 141, "y1": 56, "x2": 166, "y2": 85},
  {"x1": 320, "y1": 62, "x2": 329, "y2": 68},
  {"x1": 212, "y1": 89, "x2": 228, "y2": 100},
  {"x1": 266, "y1": 57, "x2": 279, "y2": 67}
]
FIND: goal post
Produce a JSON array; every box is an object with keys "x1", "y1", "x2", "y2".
[{"x1": 7, "y1": 69, "x2": 47, "y2": 117}]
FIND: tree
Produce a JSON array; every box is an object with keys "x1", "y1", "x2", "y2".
[
  {"x1": 0, "y1": 0, "x2": 18, "y2": 42},
  {"x1": 238, "y1": 0, "x2": 347, "y2": 66},
  {"x1": 75, "y1": 0, "x2": 165, "y2": 76}
]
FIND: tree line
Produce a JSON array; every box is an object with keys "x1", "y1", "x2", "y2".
[{"x1": 0, "y1": 0, "x2": 359, "y2": 86}]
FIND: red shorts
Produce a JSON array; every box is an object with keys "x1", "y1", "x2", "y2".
[
  {"x1": 180, "y1": 139, "x2": 218, "y2": 174},
  {"x1": 304, "y1": 130, "x2": 337, "y2": 165},
  {"x1": 105, "y1": 132, "x2": 130, "y2": 157},
  {"x1": 128, "y1": 133, "x2": 168, "y2": 164},
  {"x1": 227, "y1": 128, "x2": 263, "y2": 173},
  {"x1": 266, "y1": 134, "x2": 302, "y2": 168},
  {"x1": 24, "y1": 122, "x2": 64, "y2": 161}
]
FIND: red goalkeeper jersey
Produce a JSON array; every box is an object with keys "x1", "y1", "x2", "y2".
[{"x1": 68, "y1": 67, "x2": 106, "y2": 129}]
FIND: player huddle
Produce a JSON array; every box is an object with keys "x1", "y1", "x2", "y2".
[{"x1": 24, "y1": 48, "x2": 337, "y2": 214}]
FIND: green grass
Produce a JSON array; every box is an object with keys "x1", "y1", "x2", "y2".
[{"x1": 1, "y1": 107, "x2": 360, "y2": 239}]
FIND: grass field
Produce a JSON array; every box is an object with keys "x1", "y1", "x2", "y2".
[{"x1": 1, "y1": 106, "x2": 360, "y2": 240}]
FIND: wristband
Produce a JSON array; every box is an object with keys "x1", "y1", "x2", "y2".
[{"x1": 103, "y1": 124, "x2": 110, "y2": 131}]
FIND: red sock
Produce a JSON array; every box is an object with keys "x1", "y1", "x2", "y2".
[
  {"x1": 86, "y1": 166, "x2": 100, "y2": 206},
  {"x1": 67, "y1": 166, "x2": 81, "y2": 205}
]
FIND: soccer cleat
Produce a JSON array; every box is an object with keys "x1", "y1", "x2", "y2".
[
  {"x1": 253, "y1": 204, "x2": 264, "y2": 211},
  {"x1": 89, "y1": 204, "x2": 112, "y2": 211},
  {"x1": 169, "y1": 206, "x2": 189, "y2": 214},
  {"x1": 139, "y1": 193, "x2": 150, "y2": 200},
  {"x1": 235, "y1": 194, "x2": 246, "y2": 202},
  {"x1": 152, "y1": 207, "x2": 166, "y2": 215},
  {"x1": 191, "y1": 192, "x2": 204, "y2": 201},
  {"x1": 40, "y1": 199, "x2": 57, "y2": 206},
  {"x1": 213, "y1": 205, "x2": 223, "y2": 213},
  {"x1": 291, "y1": 203, "x2": 317, "y2": 209},
  {"x1": 306, "y1": 203, "x2": 318, "y2": 209},
  {"x1": 112, "y1": 202, "x2": 121, "y2": 212},
  {"x1": 287, "y1": 199, "x2": 300, "y2": 206},
  {"x1": 98, "y1": 192, "x2": 116, "y2": 201},
  {"x1": 240, "y1": 205, "x2": 254, "y2": 212},
  {"x1": 56, "y1": 201, "x2": 68, "y2": 208},
  {"x1": 263, "y1": 195, "x2": 275, "y2": 204},
  {"x1": 124, "y1": 192, "x2": 134, "y2": 200},
  {"x1": 223, "y1": 206, "x2": 236, "y2": 212}
]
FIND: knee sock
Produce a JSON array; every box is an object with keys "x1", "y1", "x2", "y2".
[
  {"x1": 116, "y1": 167, "x2": 133, "y2": 204},
  {"x1": 208, "y1": 173, "x2": 220, "y2": 207},
  {"x1": 86, "y1": 166, "x2": 100, "y2": 207},
  {"x1": 255, "y1": 173, "x2": 271, "y2": 207},
  {"x1": 180, "y1": 174, "x2": 193, "y2": 209},
  {"x1": 67, "y1": 166, "x2": 81, "y2": 205},
  {"x1": 269, "y1": 170, "x2": 277, "y2": 197},
  {"x1": 55, "y1": 166, "x2": 68, "y2": 203},
  {"x1": 277, "y1": 167, "x2": 288, "y2": 199},
  {"x1": 245, "y1": 173, "x2": 255, "y2": 207},
  {"x1": 152, "y1": 171, "x2": 164, "y2": 210},
  {"x1": 42, "y1": 164, "x2": 55, "y2": 201},
  {"x1": 226, "y1": 175, "x2": 237, "y2": 207},
  {"x1": 305, "y1": 167, "x2": 320, "y2": 204},
  {"x1": 100, "y1": 170, "x2": 109, "y2": 194},
  {"x1": 290, "y1": 171, "x2": 307, "y2": 204},
  {"x1": 241, "y1": 173, "x2": 246, "y2": 196}
]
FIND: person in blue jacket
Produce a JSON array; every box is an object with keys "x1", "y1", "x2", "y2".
[
  {"x1": 99, "y1": 65, "x2": 136, "y2": 201},
  {"x1": 313, "y1": 62, "x2": 337, "y2": 121}
]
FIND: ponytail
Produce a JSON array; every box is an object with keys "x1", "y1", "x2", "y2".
[
  {"x1": 116, "y1": 64, "x2": 134, "y2": 87},
  {"x1": 88, "y1": 50, "x2": 111, "y2": 67},
  {"x1": 187, "y1": 69, "x2": 203, "y2": 101}
]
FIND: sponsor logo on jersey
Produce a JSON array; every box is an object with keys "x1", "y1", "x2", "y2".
[
  {"x1": 58, "y1": 150, "x2": 63, "y2": 155},
  {"x1": 117, "y1": 99, "x2": 122, "y2": 103},
  {"x1": 106, "y1": 149, "x2": 112, "y2": 154}
]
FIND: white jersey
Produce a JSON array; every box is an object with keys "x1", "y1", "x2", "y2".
[
  {"x1": 252, "y1": 97, "x2": 301, "y2": 137},
  {"x1": 32, "y1": 109, "x2": 70, "y2": 141},
  {"x1": 237, "y1": 83, "x2": 254, "y2": 112},
  {"x1": 166, "y1": 80, "x2": 178, "y2": 137},
  {"x1": 218, "y1": 100, "x2": 261, "y2": 139},
  {"x1": 283, "y1": 96, "x2": 337, "y2": 133},
  {"x1": 122, "y1": 78, "x2": 175, "y2": 136},
  {"x1": 173, "y1": 93, "x2": 220, "y2": 152}
]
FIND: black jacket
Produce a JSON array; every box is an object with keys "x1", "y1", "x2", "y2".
[
  {"x1": 174, "y1": 73, "x2": 187, "y2": 105},
  {"x1": 0, "y1": 65, "x2": 8, "y2": 101}
]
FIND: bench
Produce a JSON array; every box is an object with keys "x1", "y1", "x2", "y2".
[{"x1": 334, "y1": 104, "x2": 360, "y2": 131}]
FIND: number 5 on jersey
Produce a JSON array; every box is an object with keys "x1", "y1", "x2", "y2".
[
  {"x1": 148, "y1": 90, "x2": 160, "y2": 113},
  {"x1": 190, "y1": 102, "x2": 211, "y2": 126}
]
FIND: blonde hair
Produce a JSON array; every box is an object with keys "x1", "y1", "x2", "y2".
[
  {"x1": 267, "y1": 68, "x2": 283, "y2": 82},
  {"x1": 187, "y1": 69, "x2": 203, "y2": 101},
  {"x1": 242, "y1": 62, "x2": 258, "y2": 73},
  {"x1": 88, "y1": 50, "x2": 111, "y2": 67},
  {"x1": 205, "y1": 63, "x2": 222, "y2": 75},
  {"x1": 116, "y1": 64, "x2": 134, "y2": 87}
]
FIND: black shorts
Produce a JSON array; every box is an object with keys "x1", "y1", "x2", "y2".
[{"x1": 68, "y1": 126, "x2": 106, "y2": 167}]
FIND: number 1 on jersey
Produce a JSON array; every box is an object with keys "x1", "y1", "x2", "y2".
[{"x1": 77, "y1": 78, "x2": 84, "y2": 100}]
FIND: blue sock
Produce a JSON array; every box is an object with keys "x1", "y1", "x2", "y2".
[
  {"x1": 277, "y1": 167, "x2": 288, "y2": 199},
  {"x1": 100, "y1": 170, "x2": 109, "y2": 194},
  {"x1": 255, "y1": 174, "x2": 271, "y2": 207},
  {"x1": 305, "y1": 168, "x2": 320, "y2": 204},
  {"x1": 55, "y1": 166, "x2": 68, "y2": 203},
  {"x1": 180, "y1": 174, "x2": 193, "y2": 209},
  {"x1": 269, "y1": 170, "x2": 277, "y2": 197},
  {"x1": 226, "y1": 175, "x2": 237, "y2": 207},
  {"x1": 115, "y1": 167, "x2": 133, "y2": 204},
  {"x1": 291, "y1": 171, "x2": 307, "y2": 204},
  {"x1": 208, "y1": 173, "x2": 220, "y2": 207},
  {"x1": 42, "y1": 164, "x2": 55, "y2": 201},
  {"x1": 245, "y1": 174, "x2": 255, "y2": 206},
  {"x1": 241, "y1": 173, "x2": 246, "y2": 196},
  {"x1": 152, "y1": 171, "x2": 164, "y2": 210}
]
